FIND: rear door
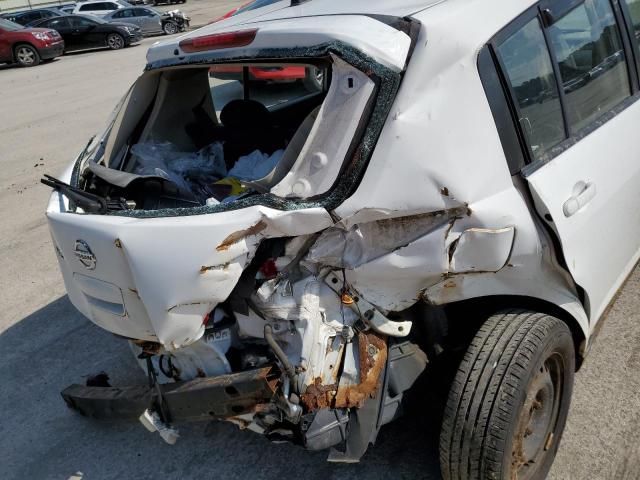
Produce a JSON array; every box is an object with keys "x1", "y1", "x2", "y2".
[
  {"x1": 43, "y1": 17, "x2": 73, "y2": 47},
  {"x1": 493, "y1": 0, "x2": 640, "y2": 324},
  {"x1": 68, "y1": 16, "x2": 101, "y2": 49},
  {"x1": 136, "y1": 8, "x2": 161, "y2": 33}
]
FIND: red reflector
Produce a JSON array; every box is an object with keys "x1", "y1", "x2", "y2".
[{"x1": 179, "y1": 28, "x2": 258, "y2": 53}]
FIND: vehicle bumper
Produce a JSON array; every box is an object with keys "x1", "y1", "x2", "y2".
[
  {"x1": 40, "y1": 41, "x2": 65, "y2": 60},
  {"x1": 125, "y1": 32, "x2": 143, "y2": 45},
  {"x1": 61, "y1": 367, "x2": 276, "y2": 422}
]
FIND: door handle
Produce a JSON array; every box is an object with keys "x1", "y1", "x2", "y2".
[{"x1": 563, "y1": 181, "x2": 596, "y2": 217}]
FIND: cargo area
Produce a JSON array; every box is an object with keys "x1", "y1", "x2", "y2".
[{"x1": 67, "y1": 54, "x2": 376, "y2": 213}]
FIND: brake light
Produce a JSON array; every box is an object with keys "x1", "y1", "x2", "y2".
[{"x1": 179, "y1": 28, "x2": 257, "y2": 53}]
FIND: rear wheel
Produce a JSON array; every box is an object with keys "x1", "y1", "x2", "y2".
[
  {"x1": 440, "y1": 310, "x2": 575, "y2": 480},
  {"x1": 107, "y1": 33, "x2": 125, "y2": 50},
  {"x1": 14, "y1": 44, "x2": 40, "y2": 67},
  {"x1": 163, "y1": 21, "x2": 178, "y2": 35}
]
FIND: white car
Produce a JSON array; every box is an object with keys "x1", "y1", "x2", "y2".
[
  {"x1": 72, "y1": 0, "x2": 130, "y2": 16},
  {"x1": 43, "y1": 0, "x2": 640, "y2": 478}
]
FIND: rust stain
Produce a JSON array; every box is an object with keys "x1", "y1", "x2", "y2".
[
  {"x1": 132, "y1": 340, "x2": 162, "y2": 355},
  {"x1": 216, "y1": 221, "x2": 267, "y2": 252},
  {"x1": 443, "y1": 280, "x2": 456, "y2": 289},
  {"x1": 114, "y1": 239, "x2": 122, "y2": 249},
  {"x1": 301, "y1": 332, "x2": 387, "y2": 411},
  {"x1": 200, "y1": 262, "x2": 230, "y2": 274},
  {"x1": 440, "y1": 187, "x2": 449, "y2": 197},
  {"x1": 300, "y1": 377, "x2": 338, "y2": 410}
]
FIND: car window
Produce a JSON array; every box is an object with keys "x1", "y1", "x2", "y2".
[
  {"x1": 20, "y1": 12, "x2": 40, "y2": 23},
  {"x1": 47, "y1": 17, "x2": 72, "y2": 29},
  {"x1": 496, "y1": 19, "x2": 566, "y2": 160},
  {"x1": 136, "y1": 8, "x2": 154, "y2": 16},
  {"x1": 115, "y1": 9, "x2": 134, "y2": 17},
  {"x1": 625, "y1": 0, "x2": 640, "y2": 45},
  {"x1": 79, "y1": 4, "x2": 94, "y2": 11},
  {"x1": 209, "y1": 64, "x2": 326, "y2": 117},
  {"x1": 0, "y1": 18, "x2": 23, "y2": 30},
  {"x1": 70, "y1": 16, "x2": 96, "y2": 27},
  {"x1": 548, "y1": 0, "x2": 630, "y2": 132}
]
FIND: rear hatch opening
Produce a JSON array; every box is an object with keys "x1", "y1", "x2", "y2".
[{"x1": 71, "y1": 53, "x2": 378, "y2": 214}]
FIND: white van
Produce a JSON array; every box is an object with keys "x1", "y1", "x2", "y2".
[{"x1": 43, "y1": 0, "x2": 640, "y2": 478}]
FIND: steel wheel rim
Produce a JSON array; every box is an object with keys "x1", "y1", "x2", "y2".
[
  {"x1": 511, "y1": 353, "x2": 564, "y2": 480},
  {"x1": 108, "y1": 35, "x2": 124, "y2": 49},
  {"x1": 17, "y1": 47, "x2": 35, "y2": 65},
  {"x1": 165, "y1": 22, "x2": 177, "y2": 34}
]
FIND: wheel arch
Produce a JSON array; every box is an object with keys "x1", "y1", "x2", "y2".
[
  {"x1": 440, "y1": 294, "x2": 589, "y2": 370},
  {"x1": 11, "y1": 41, "x2": 38, "y2": 62}
]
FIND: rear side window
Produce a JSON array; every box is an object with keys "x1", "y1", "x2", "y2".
[
  {"x1": 624, "y1": 0, "x2": 640, "y2": 47},
  {"x1": 496, "y1": 19, "x2": 566, "y2": 160},
  {"x1": 47, "y1": 17, "x2": 71, "y2": 29},
  {"x1": 548, "y1": 0, "x2": 630, "y2": 132}
]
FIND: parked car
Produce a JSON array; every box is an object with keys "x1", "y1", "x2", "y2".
[
  {"x1": 41, "y1": 0, "x2": 640, "y2": 479},
  {"x1": 211, "y1": 0, "x2": 316, "y2": 85},
  {"x1": 103, "y1": 6, "x2": 188, "y2": 35},
  {"x1": 213, "y1": 0, "x2": 281, "y2": 22},
  {"x1": 30, "y1": 14, "x2": 141, "y2": 51},
  {"x1": 72, "y1": 0, "x2": 131, "y2": 16},
  {"x1": 0, "y1": 8, "x2": 63, "y2": 26},
  {"x1": 0, "y1": 18, "x2": 63, "y2": 66},
  {"x1": 58, "y1": 4, "x2": 77, "y2": 14},
  {"x1": 148, "y1": 0, "x2": 185, "y2": 6}
]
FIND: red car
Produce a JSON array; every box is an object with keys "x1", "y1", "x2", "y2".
[
  {"x1": 209, "y1": 0, "x2": 317, "y2": 85},
  {"x1": 0, "y1": 18, "x2": 64, "y2": 67}
]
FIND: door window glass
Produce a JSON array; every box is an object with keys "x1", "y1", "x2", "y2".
[
  {"x1": 48, "y1": 17, "x2": 71, "y2": 29},
  {"x1": 70, "y1": 17, "x2": 96, "y2": 27},
  {"x1": 624, "y1": 0, "x2": 640, "y2": 46},
  {"x1": 497, "y1": 19, "x2": 566, "y2": 160},
  {"x1": 548, "y1": 0, "x2": 630, "y2": 132}
]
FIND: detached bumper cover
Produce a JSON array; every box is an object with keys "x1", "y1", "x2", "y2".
[{"x1": 62, "y1": 367, "x2": 277, "y2": 422}]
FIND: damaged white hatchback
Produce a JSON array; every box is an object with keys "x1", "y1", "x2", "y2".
[{"x1": 43, "y1": 0, "x2": 640, "y2": 478}]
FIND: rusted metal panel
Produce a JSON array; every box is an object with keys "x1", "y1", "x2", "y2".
[{"x1": 300, "y1": 332, "x2": 387, "y2": 411}]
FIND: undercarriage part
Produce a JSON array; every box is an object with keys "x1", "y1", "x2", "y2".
[
  {"x1": 323, "y1": 270, "x2": 412, "y2": 337},
  {"x1": 329, "y1": 340, "x2": 428, "y2": 463},
  {"x1": 300, "y1": 331, "x2": 388, "y2": 411},
  {"x1": 264, "y1": 323, "x2": 296, "y2": 383},
  {"x1": 61, "y1": 367, "x2": 277, "y2": 423},
  {"x1": 139, "y1": 409, "x2": 180, "y2": 445},
  {"x1": 302, "y1": 408, "x2": 349, "y2": 451}
]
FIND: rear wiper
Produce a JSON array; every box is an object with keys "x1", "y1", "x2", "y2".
[{"x1": 41, "y1": 175, "x2": 132, "y2": 214}]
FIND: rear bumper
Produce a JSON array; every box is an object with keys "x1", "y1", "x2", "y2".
[
  {"x1": 40, "y1": 41, "x2": 65, "y2": 60},
  {"x1": 61, "y1": 367, "x2": 276, "y2": 422}
]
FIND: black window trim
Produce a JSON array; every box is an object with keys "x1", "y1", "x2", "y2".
[{"x1": 480, "y1": 0, "x2": 640, "y2": 177}]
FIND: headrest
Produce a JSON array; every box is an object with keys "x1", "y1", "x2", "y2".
[{"x1": 220, "y1": 99, "x2": 271, "y2": 129}]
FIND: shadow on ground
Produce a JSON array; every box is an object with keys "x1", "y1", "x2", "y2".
[{"x1": 0, "y1": 296, "x2": 442, "y2": 480}]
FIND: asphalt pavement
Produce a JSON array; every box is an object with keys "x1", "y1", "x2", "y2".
[{"x1": 1, "y1": 2, "x2": 640, "y2": 478}]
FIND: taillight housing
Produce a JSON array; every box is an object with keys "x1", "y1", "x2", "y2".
[{"x1": 179, "y1": 28, "x2": 258, "y2": 53}]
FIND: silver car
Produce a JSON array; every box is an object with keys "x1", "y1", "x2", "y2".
[{"x1": 103, "y1": 6, "x2": 188, "y2": 35}]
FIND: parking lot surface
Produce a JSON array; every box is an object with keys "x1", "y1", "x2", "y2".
[{"x1": 1, "y1": 3, "x2": 640, "y2": 478}]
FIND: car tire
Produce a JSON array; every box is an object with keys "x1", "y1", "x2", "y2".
[
  {"x1": 107, "y1": 33, "x2": 125, "y2": 50},
  {"x1": 439, "y1": 310, "x2": 575, "y2": 480},
  {"x1": 302, "y1": 66, "x2": 324, "y2": 91},
  {"x1": 163, "y1": 21, "x2": 178, "y2": 35},
  {"x1": 14, "y1": 44, "x2": 40, "y2": 67}
]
